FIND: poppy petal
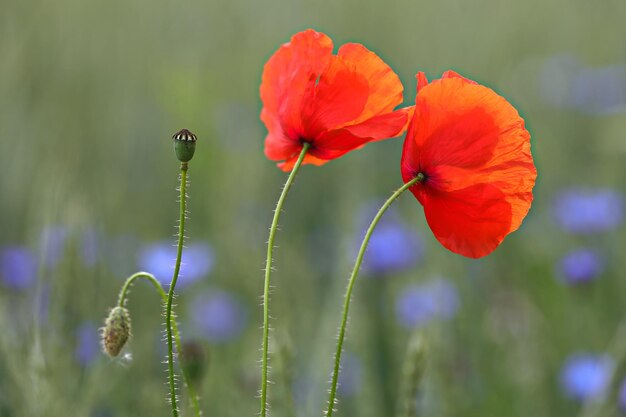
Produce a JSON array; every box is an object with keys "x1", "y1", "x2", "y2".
[
  {"x1": 411, "y1": 78, "x2": 536, "y2": 233},
  {"x1": 419, "y1": 184, "x2": 513, "y2": 258},
  {"x1": 441, "y1": 70, "x2": 477, "y2": 84},
  {"x1": 277, "y1": 152, "x2": 328, "y2": 172},
  {"x1": 260, "y1": 30, "x2": 409, "y2": 170},
  {"x1": 260, "y1": 29, "x2": 333, "y2": 139},
  {"x1": 311, "y1": 108, "x2": 411, "y2": 160},
  {"x1": 410, "y1": 78, "x2": 504, "y2": 170},
  {"x1": 302, "y1": 56, "x2": 370, "y2": 138},
  {"x1": 427, "y1": 159, "x2": 535, "y2": 234},
  {"x1": 262, "y1": 110, "x2": 301, "y2": 161},
  {"x1": 401, "y1": 71, "x2": 536, "y2": 257},
  {"x1": 416, "y1": 72, "x2": 429, "y2": 91},
  {"x1": 338, "y1": 43, "x2": 404, "y2": 124}
]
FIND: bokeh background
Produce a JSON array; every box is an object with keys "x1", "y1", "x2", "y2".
[{"x1": 1, "y1": 0, "x2": 626, "y2": 416}]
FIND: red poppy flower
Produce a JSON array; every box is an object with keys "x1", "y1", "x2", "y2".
[
  {"x1": 401, "y1": 71, "x2": 536, "y2": 258},
  {"x1": 261, "y1": 29, "x2": 411, "y2": 171}
]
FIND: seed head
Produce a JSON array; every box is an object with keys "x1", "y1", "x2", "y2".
[{"x1": 173, "y1": 128, "x2": 197, "y2": 163}]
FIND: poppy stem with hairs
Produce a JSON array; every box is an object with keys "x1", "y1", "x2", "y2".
[
  {"x1": 324, "y1": 174, "x2": 423, "y2": 417},
  {"x1": 164, "y1": 164, "x2": 188, "y2": 417},
  {"x1": 117, "y1": 272, "x2": 203, "y2": 417},
  {"x1": 261, "y1": 142, "x2": 311, "y2": 417}
]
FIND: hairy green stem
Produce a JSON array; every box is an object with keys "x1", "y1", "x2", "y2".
[
  {"x1": 260, "y1": 143, "x2": 310, "y2": 417},
  {"x1": 325, "y1": 176, "x2": 421, "y2": 417},
  {"x1": 397, "y1": 331, "x2": 426, "y2": 417},
  {"x1": 117, "y1": 271, "x2": 202, "y2": 416},
  {"x1": 164, "y1": 165, "x2": 188, "y2": 417}
]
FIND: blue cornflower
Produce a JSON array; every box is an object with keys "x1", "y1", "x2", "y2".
[
  {"x1": 560, "y1": 353, "x2": 613, "y2": 402},
  {"x1": 558, "y1": 249, "x2": 604, "y2": 285},
  {"x1": 356, "y1": 206, "x2": 423, "y2": 276},
  {"x1": 539, "y1": 55, "x2": 626, "y2": 115},
  {"x1": 553, "y1": 188, "x2": 624, "y2": 233},
  {"x1": 190, "y1": 290, "x2": 247, "y2": 343},
  {"x1": 138, "y1": 240, "x2": 214, "y2": 289},
  {"x1": 75, "y1": 322, "x2": 100, "y2": 366},
  {"x1": 0, "y1": 246, "x2": 37, "y2": 290},
  {"x1": 570, "y1": 65, "x2": 626, "y2": 115},
  {"x1": 337, "y1": 352, "x2": 363, "y2": 397},
  {"x1": 396, "y1": 278, "x2": 459, "y2": 328}
]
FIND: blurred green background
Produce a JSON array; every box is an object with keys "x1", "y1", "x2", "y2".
[{"x1": 1, "y1": 0, "x2": 626, "y2": 416}]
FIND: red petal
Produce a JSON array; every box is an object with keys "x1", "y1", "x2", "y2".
[
  {"x1": 441, "y1": 70, "x2": 477, "y2": 84},
  {"x1": 277, "y1": 152, "x2": 328, "y2": 172},
  {"x1": 260, "y1": 29, "x2": 333, "y2": 139},
  {"x1": 416, "y1": 72, "x2": 429, "y2": 91},
  {"x1": 401, "y1": 71, "x2": 536, "y2": 257},
  {"x1": 262, "y1": 109, "x2": 300, "y2": 161},
  {"x1": 301, "y1": 55, "x2": 370, "y2": 138},
  {"x1": 419, "y1": 184, "x2": 513, "y2": 258},
  {"x1": 411, "y1": 77, "x2": 502, "y2": 170},
  {"x1": 311, "y1": 108, "x2": 411, "y2": 160},
  {"x1": 337, "y1": 43, "x2": 404, "y2": 124}
]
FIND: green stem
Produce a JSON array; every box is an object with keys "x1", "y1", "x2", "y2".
[
  {"x1": 397, "y1": 331, "x2": 426, "y2": 417},
  {"x1": 325, "y1": 176, "x2": 422, "y2": 417},
  {"x1": 165, "y1": 165, "x2": 188, "y2": 417},
  {"x1": 118, "y1": 271, "x2": 202, "y2": 416},
  {"x1": 260, "y1": 143, "x2": 310, "y2": 417}
]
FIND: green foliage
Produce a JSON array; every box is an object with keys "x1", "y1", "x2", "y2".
[{"x1": 0, "y1": 0, "x2": 625, "y2": 416}]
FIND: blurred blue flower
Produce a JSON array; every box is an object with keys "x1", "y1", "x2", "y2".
[
  {"x1": 337, "y1": 352, "x2": 363, "y2": 397},
  {"x1": 553, "y1": 188, "x2": 624, "y2": 233},
  {"x1": 570, "y1": 65, "x2": 626, "y2": 115},
  {"x1": 81, "y1": 228, "x2": 101, "y2": 267},
  {"x1": 539, "y1": 55, "x2": 626, "y2": 115},
  {"x1": 39, "y1": 226, "x2": 68, "y2": 268},
  {"x1": 396, "y1": 278, "x2": 459, "y2": 328},
  {"x1": 138, "y1": 240, "x2": 214, "y2": 288},
  {"x1": 75, "y1": 322, "x2": 100, "y2": 366},
  {"x1": 362, "y1": 220, "x2": 423, "y2": 276},
  {"x1": 558, "y1": 249, "x2": 604, "y2": 285},
  {"x1": 356, "y1": 206, "x2": 422, "y2": 276},
  {"x1": 293, "y1": 375, "x2": 317, "y2": 407},
  {"x1": 560, "y1": 353, "x2": 613, "y2": 402},
  {"x1": 1, "y1": 246, "x2": 37, "y2": 290},
  {"x1": 190, "y1": 290, "x2": 247, "y2": 343}
]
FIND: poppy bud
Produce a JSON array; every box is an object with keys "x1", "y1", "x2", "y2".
[
  {"x1": 101, "y1": 306, "x2": 132, "y2": 357},
  {"x1": 179, "y1": 340, "x2": 208, "y2": 387},
  {"x1": 172, "y1": 128, "x2": 197, "y2": 163}
]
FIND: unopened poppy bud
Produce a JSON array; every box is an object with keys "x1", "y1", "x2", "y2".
[
  {"x1": 101, "y1": 306, "x2": 132, "y2": 357},
  {"x1": 180, "y1": 340, "x2": 208, "y2": 387},
  {"x1": 172, "y1": 128, "x2": 197, "y2": 163}
]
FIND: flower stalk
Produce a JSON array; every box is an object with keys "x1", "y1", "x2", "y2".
[
  {"x1": 164, "y1": 164, "x2": 188, "y2": 417},
  {"x1": 325, "y1": 176, "x2": 422, "y2": 417},
  {"x1": 117, "y1": 272, "x2": 203, "y2": 416},
  {"x1": 260, "y1": 143, "x2": 310, "y2": 417}
]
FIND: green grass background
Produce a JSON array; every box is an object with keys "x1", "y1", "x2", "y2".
[{"x1": 1, "y1": 0, "x2": 626, "y2": 416}]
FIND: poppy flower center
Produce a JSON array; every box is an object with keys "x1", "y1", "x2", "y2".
[
  {"x1": 416, "y1": 172, "x2": 427, "y2": 183},
  {"x1": 299, "y1": 137, "x2": 316, "y2": 151}
]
